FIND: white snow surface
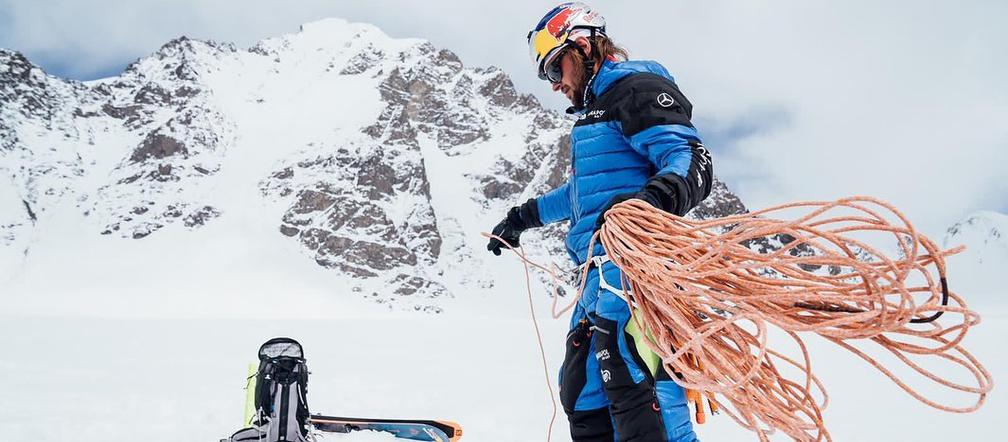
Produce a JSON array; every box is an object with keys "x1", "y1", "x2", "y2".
[
  {"x1": 0, "y1": 313, "x2": 1004, "y2": 441},
  {"x1": 1, "y1": 18, "x2": 1004, "y2": 442}
]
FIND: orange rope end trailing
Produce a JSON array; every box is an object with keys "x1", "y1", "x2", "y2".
[
  {"x1": 478, "y1": 235, "x2": 563, "y2": 442},
  {"x1": 489, "y1": 195, "x2": 994, "y2": 442}
]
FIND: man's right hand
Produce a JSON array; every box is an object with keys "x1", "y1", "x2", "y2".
[
  {"x1": 486, "y1": 207, "x2": 526, "y2": 256},
  {"x1": 486, "y1": 199, "x2": 543, "y2": 256}
]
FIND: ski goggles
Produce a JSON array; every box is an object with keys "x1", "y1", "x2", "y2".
[
  {"x1": 528, "y1": 25, "x2": 570, "y2": 83},
  {"x1": 541, "y1": 47, "x2": 568, "y2": 84}
]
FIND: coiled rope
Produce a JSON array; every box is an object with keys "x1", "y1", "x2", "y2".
[{"x1": 487, "y1": 196, "x2": 993, "y2": 441}]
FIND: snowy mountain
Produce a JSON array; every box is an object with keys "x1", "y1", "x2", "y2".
[{"x1": 0, "y1": 18, "x2": 743, "y2": 313}]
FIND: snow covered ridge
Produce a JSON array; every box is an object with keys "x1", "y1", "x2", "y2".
[
  {"x1": 1, "y1": 18, "x2": 744, "y2": 311},
  {"x1": 942, "y1": 210, "x2": 1008, "y2": 300},
  {"x1": 945, "y1": 210, "x2": 1007, "y2": 248}
]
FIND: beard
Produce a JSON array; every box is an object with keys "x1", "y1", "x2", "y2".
[{"x1": 566, "y1": 61, "x2": 588, "y2": 109}]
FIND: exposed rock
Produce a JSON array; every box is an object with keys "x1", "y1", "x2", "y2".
[
  {"x1": 101, "y1": 103, "x2": 143, "y2": 121},
  {"x1": 174, "y1": 85, "x2": 200, "y2": 98},
  {"x1": 0, "y1": 49, "x2": 83, "y2": 126},
  {"x1": 357, "y1": 155, "x2": 397, "y2": 199},
  {"x1": 134, "y1": 84, "x2": 172, "y2": 105},
  {"x1": 478, "y1": 68, "x2": 519, "y2": 108},
  {"x1": 291, "y1": 189, "x2": 337, "y2": 214},
  {"x1": 22, "y1": 200, "x2": 37, "y2": 222},
  {"x1": 152, "y1": 163, "x2": 175, "y2": 181},
  {"x1": 545, "y1": 136, "x2": 572, "y2": 188},
  {"x1": 131, "y1": 222, "x2": 163, "y2": 239},
  {"x1": 163, "y1": 206, "x2": 183, "y2": 218},
  {"x1": 370, "y1": 47, "x2": 490, "y2": 153},
  {"x1": 272, "y1": 167, "x2": 293, "y2": 180},
  {"x1": 689, "y1": 179, "x2": 748, "y2": 220},
  {"x1": 340, "y1": 47, "x2": 385, "y2": 75},
  {"x1": 183, "y1": 205, "x2": 220, "y2": 227},
  {"x1": 262, "y1": 136, "x2": 444, "y2": 304},
  {"x1": 130, "y1": 132, "x2": 188, "y2": 163}
]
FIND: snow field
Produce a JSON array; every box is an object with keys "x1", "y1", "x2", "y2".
[{"x1": 1, "y1": 300, "x2": 1003, "y2": 441}]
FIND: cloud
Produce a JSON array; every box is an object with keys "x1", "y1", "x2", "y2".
[
  {"x1": 653, "y1": 0, "x2": 1008, "y2": 235},
  {"x1": 694, "y1": 106, "x2": 792, "y2": 198},
  {"x1": 1, "y1": 0, "x2": 1005, "y2": 237}
]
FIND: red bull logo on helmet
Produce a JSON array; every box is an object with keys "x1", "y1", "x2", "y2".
[{"x1": 546, "y1": 7, "x2": 573, "y2": 38}]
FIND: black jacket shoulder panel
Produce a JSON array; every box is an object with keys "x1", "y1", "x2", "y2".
[{"x1": 591, "y1": 72, "x2": 695, "y2": 137}]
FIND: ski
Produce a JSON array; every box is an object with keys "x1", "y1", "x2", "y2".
[{"x1": 309, "y1": 414, "x2": 463, "y2": 442}]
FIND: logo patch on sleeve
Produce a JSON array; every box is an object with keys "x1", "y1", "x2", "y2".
[{"x1": 656, "y1": 92, "x2": 676, "y2": 108}]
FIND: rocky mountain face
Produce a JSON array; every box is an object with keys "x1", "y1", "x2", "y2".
[
  {"x1": 1, "y1": 37, "x2": 235, "y2": 246},
  {"x1": 0, "y1": 18, "x2": 747, "y2": 312}
]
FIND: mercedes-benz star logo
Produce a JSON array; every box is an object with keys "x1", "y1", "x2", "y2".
[{"x1": 656, "y1": 92, "x2": 675, "y2": 108}]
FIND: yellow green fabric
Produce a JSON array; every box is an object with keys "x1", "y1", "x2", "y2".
[
  {"x1": 625, "y1": 313, "x2": 662, "y2": 377},
  {"x1": 243, "y1": 362, "x2": 258, "y2": 425}
]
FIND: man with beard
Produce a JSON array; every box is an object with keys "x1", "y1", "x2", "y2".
[{"x1": 486, "y1": 3, "x2": 713, "y2": 442}]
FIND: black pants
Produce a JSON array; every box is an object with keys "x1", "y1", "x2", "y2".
[{"x1": 559, "y1": 306, "x2": 697, "y2": 441}]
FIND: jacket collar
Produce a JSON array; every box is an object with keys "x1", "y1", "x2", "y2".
[{"x1": 566, "y1": 59, "x2": 676, "y2": 114}]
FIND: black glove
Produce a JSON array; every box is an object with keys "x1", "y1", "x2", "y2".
[
  {"x1": 487, "y1": 198, "x2": 542, "y2": 256},
  {"x1": 595, "y1": 174, "x2": 681, "y2": 231},
  {"x1": 596, "y1": 192, "x2": 637, "y2": 231}
]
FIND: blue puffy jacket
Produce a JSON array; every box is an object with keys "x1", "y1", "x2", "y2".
[{"x1": 536, "y1": 59, "x2": 713, "y2": 267}]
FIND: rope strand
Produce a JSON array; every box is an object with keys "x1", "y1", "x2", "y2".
[
  {"x1": 488, "y1": 196, "x2": 993, "y2": 442},
  {"x1": 479, "y1": 237, "x2": 562, "y2": 442}
]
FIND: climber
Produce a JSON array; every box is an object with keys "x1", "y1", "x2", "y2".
[{"x1": 485, "y1": 3, "x2": 713, "y2": 441}]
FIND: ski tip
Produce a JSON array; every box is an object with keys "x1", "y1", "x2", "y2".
[
  {"x1": 436, "y1": 421, "x2": 462, "y2": 440},
  {"x1": 309, "y1": 415, "x2": 464, "y2": 441}
]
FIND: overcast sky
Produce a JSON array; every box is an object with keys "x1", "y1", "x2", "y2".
[{"x1": 2, "y1": 0, "x2": 1006, "y2": 238}]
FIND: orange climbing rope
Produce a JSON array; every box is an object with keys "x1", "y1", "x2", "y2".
[{"x1": 489, "y1": 196, "x2": 993, "y2": 441}]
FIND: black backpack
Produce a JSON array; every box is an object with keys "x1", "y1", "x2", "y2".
[{"x1": 226, "y1": 337, "x2": 312, "y2": 442}]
